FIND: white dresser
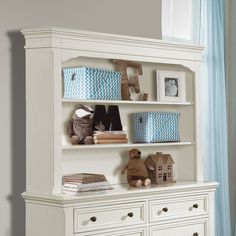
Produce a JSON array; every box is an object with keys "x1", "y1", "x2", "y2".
[{"x1": 21, "y1": 27, "x2": 218, "y2": 236}]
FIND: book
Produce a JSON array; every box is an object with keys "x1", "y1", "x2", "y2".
[
  {"x1": 62, "y1": 181, "x2": 113, "y2": 193},
  {"x1": 94, "y1": 131, "x2": 126, "y2": 135},
  {"x1": 63, "y1": 181, "x2": 111, "y2": 188},
  {"x1": 94, "y1": 131, "x2": 127, "y2": 140},
  {"x1": 62, "y1": 173, "x2": 107, "y2": 184},
  {"x1": 62, "y1": 185, "x2": 113, "y2": 193},
  {"x1": 94, "y1": 139, "x2": 128, "y2": 144}
]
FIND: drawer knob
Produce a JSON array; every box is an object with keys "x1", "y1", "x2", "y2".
[
  {"x1": 193, "y1": 204, "x2": 199, "y2": 209},
  {"x1": 162, "y1": 207, "x2": 168, "y2": 212},
  {"x1": 127, "y1": 212, "x2": 134, "y2": 217},
  {"x1": 90, "y1": 216, "x2": 97, "y2": 222},
  {"x1": 193, "y1": 233, "x2": 198, "y2": 236}
]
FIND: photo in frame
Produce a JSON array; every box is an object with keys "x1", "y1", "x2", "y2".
[{"x1": 156, "y1": 70, "x2": 186, "y2": 103}]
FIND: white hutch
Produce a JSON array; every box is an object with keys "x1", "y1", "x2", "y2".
[{"x1": 22, "y1": 27, "x2": 218, "y2": 236}]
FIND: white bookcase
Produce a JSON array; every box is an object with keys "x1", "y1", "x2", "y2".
[{"x1": 22, "y1": 27, "x2": 218, "y2": 236}]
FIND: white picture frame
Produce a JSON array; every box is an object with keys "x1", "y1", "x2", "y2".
[{"x1": 156, "y1": 70, "x2": 186, "y2": 103}]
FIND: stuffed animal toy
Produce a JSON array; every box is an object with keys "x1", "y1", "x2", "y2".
[
  {"x1": 121, "y1": 148, "x2": 151, "y2": 187},
  {"x1": 68, "y1": 105, "x2": 94, "y2": 145}
]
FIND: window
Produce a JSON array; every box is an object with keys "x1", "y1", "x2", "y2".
[
  {"x1": 158, "y1": 166, "x2": 162, "y2": 171},
  {"x1": 168, "y1": 173, "x2": 172, "y2": 177},
  {"x1": 162, "y1": 0, "x2": 199, "y2": 42},
  {"x1": 158, "y1": 173, "x2": 162, "y2": 178},
  {"x1": 168, "y1": 165, "x2": 172, "y2": 170}
]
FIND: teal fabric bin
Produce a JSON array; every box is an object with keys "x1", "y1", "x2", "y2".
[
  {"x1": 63, "y1": 67, "x2": 122, "y2": 100},
  {"x1": 132, "y1": 112, "x2": 180, "y2": 143}
]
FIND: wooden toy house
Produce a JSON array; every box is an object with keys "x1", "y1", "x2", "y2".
[{"x1": 145, "y1": 152, "x2": 175, "y2": 184}]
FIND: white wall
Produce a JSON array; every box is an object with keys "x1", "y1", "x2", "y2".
[
  {"x1": 0, "y1": 1, "x2": 162, "y2": 235},
  {"x1": 227, "y1": 0, "x2": 236, "y2": 235}
]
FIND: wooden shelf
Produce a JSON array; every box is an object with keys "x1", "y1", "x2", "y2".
[
  {"x1": 62, "y1": 99, "x2": 193, "y2": 106},
  {"x1": 62, "y1": 141, "x2": 193, "y2": 150}
]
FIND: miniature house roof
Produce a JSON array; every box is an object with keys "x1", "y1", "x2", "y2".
[{"x1": 146, "y1": 152, "x2": 175, "y2": 165}]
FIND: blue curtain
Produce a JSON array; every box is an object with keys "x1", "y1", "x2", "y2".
[{"x1": 198, "y1": 0, "x2": 232, "y2": 235}]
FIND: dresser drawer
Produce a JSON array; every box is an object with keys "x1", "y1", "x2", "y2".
[
  {"x1": 74, "y1": 202, "x2": 146, "y2": 233},
  {"x1": 150, "y1": 220, "x2": 206, "y2": 236},
  {"x1": 149, "y1": 195, "x2": 207, "y2": 222},
  {"x1": 75, "y1": 227, "x2": 146, "y2": 236}
]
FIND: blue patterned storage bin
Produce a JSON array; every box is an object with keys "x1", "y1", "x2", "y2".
[
  {"x1": 132, "y1": 112, "x2": 180, "y2": 143},
  {"x1": 63, "y1": 67, "x2": 122, "y2": 100}
]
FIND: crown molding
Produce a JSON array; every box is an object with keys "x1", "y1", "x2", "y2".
[{"x1": 21, "y1": 27, "x2": 204, "y2": 62}]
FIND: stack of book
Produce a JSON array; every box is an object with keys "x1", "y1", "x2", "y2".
[
  {"x1": 62, "y1": 173, "x2": 113, "y2": 193},
  {"x1": 93, "y1": 131, "x2": 128, "y2": 144}
]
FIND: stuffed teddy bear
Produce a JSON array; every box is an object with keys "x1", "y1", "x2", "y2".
[
  {"x1": 68, "y1": 105, "x2": 94, "y2": 145},
  {"x1": 121, "y1": 148, "x2": 151, "y2": 187}
]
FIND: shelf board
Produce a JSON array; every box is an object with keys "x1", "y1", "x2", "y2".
[
  {"x1": 22, "y1": 182, "x2": 219, "y2": 203},
  {"x1": 62, "y1": 99, "x2": 193, "y2": 106},
  {"x1": 62, "y1": 141, "x2": 193, "y2": 150}
]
